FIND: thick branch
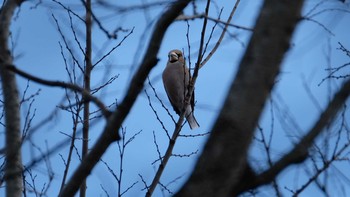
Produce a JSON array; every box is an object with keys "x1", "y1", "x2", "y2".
[
  {"x1": 176, "y1": 0, "x2": 304, "y2": 196},
  {"x1": 59, "y1": 1, "x2": 192, "y2": 196},
  {"x1": 80, "y1": 0, "x2": 92, "y2": 196}
]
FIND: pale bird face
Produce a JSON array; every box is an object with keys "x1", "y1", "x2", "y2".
[
  {"x1": 168, "y1": 49, "x2": 184, "y2": 63},
  {"x1": 168, "y1": 51, "x2": 179, "y2": 63}
]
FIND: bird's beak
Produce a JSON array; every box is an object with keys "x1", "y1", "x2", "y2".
[{"x1": 168, "y1": 52, "x2": 179, "y2": 63}]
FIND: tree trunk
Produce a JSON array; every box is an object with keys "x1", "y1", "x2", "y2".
[{"x1": 0, "y1": 1, "x2": 24, "y2": 196}]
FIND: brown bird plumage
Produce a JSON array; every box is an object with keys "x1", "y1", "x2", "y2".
[{"x1": 162, "y1": 49, "x2": 199, "y2": 130}]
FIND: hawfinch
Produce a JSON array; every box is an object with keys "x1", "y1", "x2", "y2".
[{"x1": 162, "y1": 49, "x2": 200, "y2": 130}]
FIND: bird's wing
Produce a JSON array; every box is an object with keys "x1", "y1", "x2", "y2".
[{"x1": 164, "y1": 84, "x2": 181, "y2": 115}]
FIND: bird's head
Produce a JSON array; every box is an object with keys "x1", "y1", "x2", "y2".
[{"x1": 168, "y1": 49, "x2": 184, "y2": 63}]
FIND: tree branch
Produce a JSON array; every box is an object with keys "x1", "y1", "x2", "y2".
[
  {"x1": 176, "y1": 14, "x2": 252, "y2": 31},
  {"x1": 242, "y1": 78, "x2": 350, "y2": 192},
  {"x1": 6, "y1": 65, "x2": 111, "y2": 118},
  {"x1": 200, "y1": 0, "x2": 241, "y2": 69},
  {"x1": 80, "y1": 0, "x2": 93, "y2": 196}
]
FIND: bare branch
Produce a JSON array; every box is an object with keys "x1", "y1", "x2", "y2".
[
  {"x1": 58, "y1": 100, "x2": 82, "y2": 193},
  {"x1": 176, "y1": 14, "x2": 252, "y2": 31},
  {"x1": 145, "y1": 89, "x2": 171, "y2": 139},
  {"x1": 246, "y1": 79, "x2": 350, "y2": 192},
  {"x1": 80, "y1": 0, "x2": 93, "y2": 195},
  {"x1": 97, "y1": 0, "x2": 169, "y2": 13},
  {"x1": 200, "y1": 0, "x2": 241, "y2": 68},
  {"x1": 80, "y1": 0, "x2": 129, "y2": 39},
  {"x1": 59, "y1": 1, "x2": 192, "y2": 196},
  {"x1": 93, "y1": 27, "x2": 134, "y2": 67},
  {"x1": 6, "y1": 65, "x2": 111, "y2": 117},
  {"x1": 301, "y1": 16, "x2": 335, "y2": 36}
]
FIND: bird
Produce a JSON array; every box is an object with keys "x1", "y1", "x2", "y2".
[{"x1": 162, "y1": 49, "x2": 200, "y2": 130}]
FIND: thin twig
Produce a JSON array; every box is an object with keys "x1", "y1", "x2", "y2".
[
  {"x1": 80, "y1": 0, "x2": 118, "y2": 39},
  {"x1": 200, "y1": 0, "x2": 241, "y2": 68},
  {"x1": 201, "y1": 8, "x2": 223, "y2": 59},
  {"x1": 93, "y1": 27, "x2": 134, "y2": 67},
  {"x1": 145, "y1": 89, "x2": 171, "y2": 140},
  {"x1": 51, "y1": 13, "x2": 84, "y2": 73},
  {"x1": 176, "y1": 13, "x2": 251, "y2": 31}
]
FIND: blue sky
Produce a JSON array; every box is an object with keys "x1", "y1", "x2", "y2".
[{"x1": 1, "y1": 0, "x2": 350, "y2": 196}]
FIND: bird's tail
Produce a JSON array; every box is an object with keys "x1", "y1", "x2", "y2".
[{"x1": 185, "y1": 106, "x2": 200, "y2": 130}]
